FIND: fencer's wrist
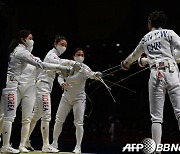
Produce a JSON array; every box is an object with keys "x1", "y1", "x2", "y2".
[
  {"x1": 121, "y1": 60, "x2": 130, "y2": 70},
  {"x1": 138, "y1": 57, "x2": 145, "y2": 67}
]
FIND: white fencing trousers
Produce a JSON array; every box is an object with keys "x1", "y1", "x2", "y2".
[
  {"x1": 0, "y1": 95, "x2": 4, "y2": 134},
  {"x1": 31, "y1": 101, "x2": 41, "y2": 122},
  {"x1": 36, "y1": 81, "x2": 52, "y2": 122},
  {"x1": 18, "y1": 84, "x2": 36, "y2": 147},
  {"x1": 149, "y1": 66, "x2": 180, "y2": 123},
  {"x1": 2, "y1": 83, "x2": 36, "y2": 123},
  {"x1": 2, "y1": 81, "x2": 19, "y2": 122},
  {"x1": 55, "y1": 95, "x2": 86, "y2": 127},
  {"x1": 18, "y1": 84, "x2": 36, "y2": 124}
]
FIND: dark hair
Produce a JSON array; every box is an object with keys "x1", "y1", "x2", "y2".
[
  {"x1": 73, "y1": 48, "x2": 84, "y2": 56},
  {"x1": 73, "y1": 47, "x2": 84, "y2": 56},
  {"x1": 148, "y1": 11, "x2": 168, "y2": 29},
  {"x1": 54, "y1": 35, "x2": 67, "y2": 45},
  {"x1": 8, "y1": 29, "x2": 31, "y2": 54}
]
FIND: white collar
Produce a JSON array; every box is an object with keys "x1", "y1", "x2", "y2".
[
  {"x1": 52, "y1": 48, "x2": 60, "y2": 56},
  {"x1": 151, "y1": 27, "x2": 162, "y2": 31},
  {"x1": 18, "y1": 43, "x2": 26, "y2": 49}
]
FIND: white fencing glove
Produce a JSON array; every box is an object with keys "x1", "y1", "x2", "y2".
[
  {"x1": 138, "y1": 57, "x2": 148, "y2": 67},
  {"x1": 94, "y1": 71, "x2": 103, "y2": 79}
]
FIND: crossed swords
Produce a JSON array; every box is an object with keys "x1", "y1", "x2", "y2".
[{"x1": 87, "y1": 61, "x2": 149, "y2": 102}]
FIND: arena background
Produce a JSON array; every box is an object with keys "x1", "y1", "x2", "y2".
[{"x1": 0, "y1": 0, "x2": 180, "y2": 153}]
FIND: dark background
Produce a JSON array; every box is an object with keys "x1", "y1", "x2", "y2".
[{"x1": 0, "y1": 0, "x2": 180, "y2": 153}]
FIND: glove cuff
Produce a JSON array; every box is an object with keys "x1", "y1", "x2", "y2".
[
  {"x1": 138, "y1": 57, "x2": 147, "y2": 67},
  {"x1": 121, "y1": 60, "x2": 130, "y2": 70}
]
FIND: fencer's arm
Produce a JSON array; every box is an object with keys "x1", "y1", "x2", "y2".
[
  {"x1": 19, "y1": 50, "x2": 44, "y2": 68},
  {"x1": 19, "y1": 50, "x2": 71, "y2": 72},
  {"x1": 121, "y1": 41, "x2": 144, "y2": 70},
  {"x1": 57, "y1": 75, "x2": 69, "y2": 90},
  {"x1": 83, "y1": 69, "x2": 95, "y2": 79},
  {"x1": 173, "y1": 48, "x2": 180, "y2": 60},
  {"x1": 80, "y1": 65, "x2": 102, "y2": 80},
  {"x1": 41, "y1": 62, "x2": 70, "y2": 72},
  {"x1": 60, "y1": 59, "x2": 76, "y2": 66},
  {"x1": 170, "y1": 30, "x2": 180, "y2": 56},
  {"x1": 125, "y1": 43, "x2": 144, "y2": 63},
  {"x1": 176, "y1": 58, "x2": 180, "y2": 63},
  {"x1": 57, "y1": 74, "x2": 65, "y2": 86},
  {"x1": 137, "y1": 49, "x2": 180, "y2": 66},
  {"x1": 78, "y1": 64, "x2": 93, "y2": 79},
  {"x1": 137, "y1": 55, "x2": 180, "y2": 66}
]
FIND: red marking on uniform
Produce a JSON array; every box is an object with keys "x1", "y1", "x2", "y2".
[
  {"x1": 158, "y1": 71, "x2": 163, "y2": 79},
  {"x1": 8, "y1": 93, "x2": 15, "y2": 111},
  {"x1": 42, "y1": 94, "x2": 49, "y2": 111}
]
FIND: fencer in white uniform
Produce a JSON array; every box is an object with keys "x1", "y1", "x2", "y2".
[
  {"x1": 51, "y1": 48, "x2": 102, "y2": 154},
  {"x1": 0, "y1": 94, "x2": 4, "y2": 140},
  {"x1": 121, "y1": 11, "x2": 180, "y2": 154},
  {"x1": 17, "y1": 44, "x2": 41, "y2": 153},
  {"x1": 1, "y1": 30, "x2": 73, "y2": 153},
  {"x1": 25, "y1": 35, "x2": 81, "y2": 153}
]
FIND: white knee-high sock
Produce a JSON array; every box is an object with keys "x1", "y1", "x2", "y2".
[
  {"x1": 3, "y1": 121, "x2": 12, "y2": 147},
  {"x1": 75, "y1": 125, "x2": 83, "y2": 147},
  {"x1": 52, "y1": 122, "x2": 63, "y2": 146},
  {"x1": 20, "y1": 123, "x2": 30, "y2": 147},
  {"x1": 27, "y1": 119, "x2": 37, "y2": 141},
  {"x1": 152, "y1": 123, "x2": 162, "y2": 145},
  {"x1": 0, "y1": 117, "x2": 4, "y2": 135},
  {"x1": 41, "y1": 121, "x2": 49, "y2": 147}
]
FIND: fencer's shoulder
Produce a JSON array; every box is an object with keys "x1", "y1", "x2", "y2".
[
  {"x1": 44, "y1": 49, "x2": 60, "y2": 62},
  {"x1": 163, "y1": 28, "x2": 173, "y2": 32},
  {"x1": 46, "y1": 49, "x2": 57, "y2": 57},
  {"x1": 165, "y1": 29, "x2": 178, "y2": 35},
  {"x1": 145, "y1": 29, "x2": 173, "y2": 35},
  {"x1": 81, "y1": 63, "x2": 87, "y2": 67},
  {"x1": 141, "y1": 29, "x2": 174, "y2": 42},
  {"x1": 81, "y1": 63, "x2": 91, "y2": 70},
  {"x1": 15, "y1": 44, "x2": 27, "y2": 52},
  {"x1": 14, "y1": 45, "x2": 29, "y2": 57},
  {"x1": 159, "y1": 29, "x2": 174, "y2": 33}
]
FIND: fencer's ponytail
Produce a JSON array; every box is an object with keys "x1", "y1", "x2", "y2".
[
  {"x1": 8, "y1": 29, "x2": 31, "y2": 55},
  {"x1": 8, "y1": 39, "x2": 17, "y2": 55}
]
